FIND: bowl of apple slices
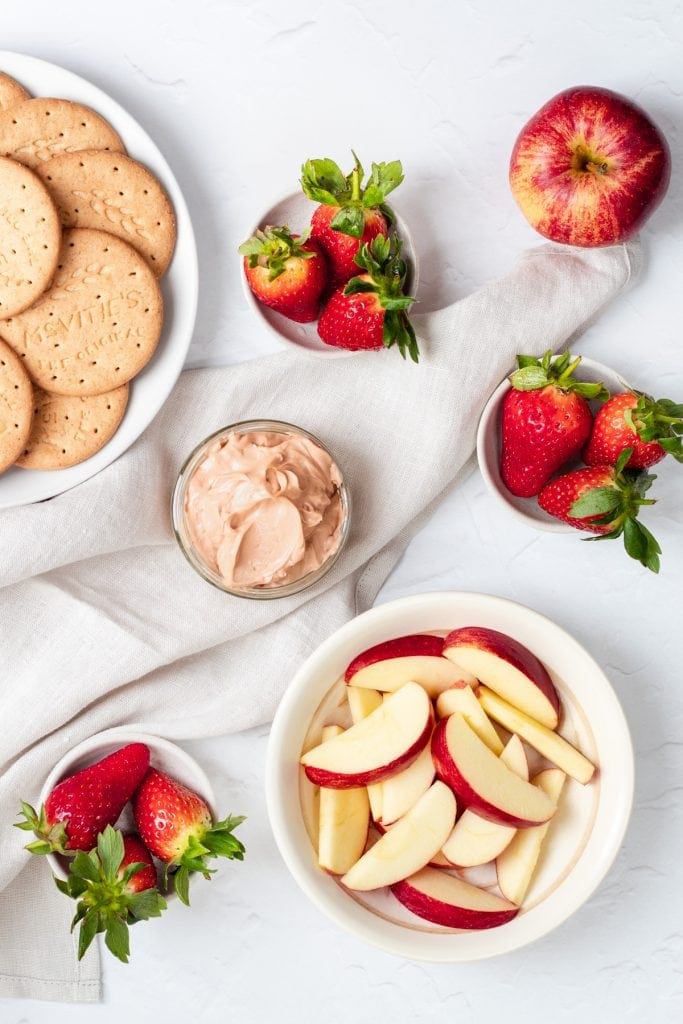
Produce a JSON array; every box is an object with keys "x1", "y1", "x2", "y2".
[{"x1": 266, "y1": 591, "x2": 634, "y2": 961}]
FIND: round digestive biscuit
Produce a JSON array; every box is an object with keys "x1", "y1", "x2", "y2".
[
  {"x1": 16, "y1": 382, "x2": 129, "y2": 469},
  {"x1": 0, "y1": 227, "x2": 164, "y2": 396},
  {"x1": 0, "y1": 72, "x2": 30, "y2": 112},
  {"x1": 0, "y1": 156, "x2": 62, "y2": 318},
  {"x1": 35, "y1": 150, "x2": 176, "y2": 276},
  {"x1": 0, "y1": 98, "x2": 125, "y2": 171},
  {"x1": 0, "y1": 337, "x2": 33, "y2": 472}
]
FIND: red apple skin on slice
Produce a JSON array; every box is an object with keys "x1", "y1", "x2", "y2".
[
  {"x1": 391, "y1": 866, "x2": 518, "y2": 930},
  {"x1": 345, "y1": 634, "x2": 444, "y2": 681},
  {"x1": 301, "y1": 682, "x2": 432, "y2": 788},
  {"x1": 443, "y1": 627, "x2": 560, "y2": 730},
  {"x1": 349, "y1": 657, "x2": 472, "y2": 697},
  {"x1": 431, "y1": 713, "x2": 555, "y2": 828}
]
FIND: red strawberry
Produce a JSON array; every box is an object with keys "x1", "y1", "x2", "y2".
[
  {"x1": 310, "y1": 204, "x2": 387, "y2": 287},
  {"x1": 317, "y1": 235, "x2": 418, "y2": 361},
  {"x1": 55, "y1": 826, "x2": 166, "y2": 964},
  {"x1": 119, "y1": 833, "x2": 158, "y2": 893},
  {"x1": 500, "y1": 351, "x2": 609, "y2": 497},
  {"x1": 301, "y1": 152, "x2": 403, "y2": 285},
  {"x1": 239, "y1": 225, "x2": 327, "y2": 322},
  {"x1": 584, "y1": 390, "x2": 683, "y2": 469},
  {"x1": 133, "y1": 768, "x2": 245, "y2": 905},
  {"x1": 538, "y1": 453, "x2": 661, "y2": 572},
  {"x1": 16, "y1": 743, "x2": 150, "y2": 855}
]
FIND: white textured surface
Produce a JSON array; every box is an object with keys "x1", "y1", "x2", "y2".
[{"x1": 1, "y1": 0, "x2": 682, "y2": 1021}]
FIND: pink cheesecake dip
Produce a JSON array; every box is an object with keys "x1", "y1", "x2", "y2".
[{"x1": 183, "y1": 427, "x2": 345, "y2": 590}]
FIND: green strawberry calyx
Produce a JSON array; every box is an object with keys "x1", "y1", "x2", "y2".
[
  {"x1": 343, "y1": 234, "x2": 419, "y2": 363},
  {"x1": 624, "y1": 391, "x2": 683, "y2": 462},
  {"x1": 510, "y1": 350, "x2": 610, "y2": 401},
  {"x1": 570, "y1": 449, "x2": 662, "y2": 573},
  {"x1": 165, "y1": 814, "x2": 246, "y2": 907},
  {"x1": 14, "y1": 800, "x2": 70, "y2": 856},
  {"x1": 300, "y1": 151, "x2": 403, "y2": 238},
  {"x1": 55, "y1": 826, "x2": 167, "y2": 965},
  {"x1": 239, "y1": 225, "x2": 314, "y2": 281}
]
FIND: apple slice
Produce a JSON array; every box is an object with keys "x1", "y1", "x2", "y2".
[
  {"x1": 347, "y1": 686, "x2": 384, "y2": 821},
  {"x1": 436, "y1": 683, "x2": 504, "y2": 754},
  {"x1": 497, "y1": 768, "x2": 566, "y2": 905},
  {"x1": 391, "y1": 866, "x2": 518, "y2": 930},
  {"x1": 348, "y1": 656, "x2": 471, "y2": 698},
  {"x1": 478, "y1": 686, "x2": 595, "y2": 784},
  {"x1": 341, "y1": 781, "x2": 456, "y2": 891},
  {"x1": 317, "y1": 726, "x2": 370, "y2": 874},
  {"x1": 345, "y1": 634, "x2": 445, "y2": 680},
  {"x1": 441, "y1": 734, "x2": 528, "y2": 867},
  {"x1": 432, "y1": 712, "x2": 555, "y2": 827},
  {"x1": 301, "y1": 682, "x2": 432, "y2": 788},
  {"x1": 443, "y1": 627, "x2": 559, "y2": 729},
  {"x1": 380, "y1": 744, "x2": 435, "y2": 825}
]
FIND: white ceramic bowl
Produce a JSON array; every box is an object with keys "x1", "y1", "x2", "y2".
[
  {"x1": 39, "y1": 729, "x2": 216, "y2": 886},
  {"x1": 240, "y1": 191, "x2": 419, "y2": 357},
  {"x1": 477, "y1": 357, "x2": 631, "y2": 532},
  {"x1": 266, "y1": 591, "x2": 634, "y2": 962}
]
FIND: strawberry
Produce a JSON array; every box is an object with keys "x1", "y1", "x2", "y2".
[
  {"x1": 584, "y1": 390, "x2": 683, "y2": 469},
  {"x1": 317, "y1": 235, "x2": 418, "y2": 361},
  {"x1": 239, "y1": 225, "x2": 327, "y2": 322},
  {"x1": 133, "y1": 768, "x2": 245, "y2": 905},
  {"x1": 16, "y1": 743, "x2": 150, "y2": 855},
  {"x1": 500, "y1": 350, "x2": 609, "y2": 497},
  {"x1": 538, "y1": 450, "x2": 662, "y2": 572},
  {"x1": 301, "y1": 152, "x2": 403, "y2": 285},
  {"x1": 55, "y1": 826, "x2": 166, "y2": 964}
]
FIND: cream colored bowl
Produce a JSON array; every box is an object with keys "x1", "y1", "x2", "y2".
[{"x1": 266, "y1": 591, "x2": 633, "y2": 962}]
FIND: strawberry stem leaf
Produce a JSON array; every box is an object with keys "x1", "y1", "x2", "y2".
[
  {"x1": 15, "y1": 801, "x2": 70, "y2": 856},
  {"x1": 511, "y1": 350, "x2": 609, "y2": 400}
]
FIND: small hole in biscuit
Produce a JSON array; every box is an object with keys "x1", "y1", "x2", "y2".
[
  {"x1": 119, "y1": 191, "x2": 124, "y2": 196},
  {"x1": 107, "y1": 404, "x2": 111, "y2": 410},
  {"x1": 115, "y1": 367, "x2": 120, "y2": 372},
  {"x1": 150, "y1": 255, "x2": 156, "y2": 261},
  {"x1": 144, "y1": 307, "x2": 149, "y2": 313},
  {"x1": 136, "y1": 343, "x2": 140, "y2": 348},
  {"x1": 46, "y1": 175, "x2": 52, "y2": 181},
  {"x1": 113, "y1": 167, "x2": 119, "y2": 172},
  {"x1": 80, "y1": 121, "x2": 86, "y2": 127},
  {"x1": 96, "y1": 294, "x2": 101, "y2": 299},
  {"x1": 112, "y1": 322, "x2": 117, "y2": 326},
  {"x1": 59, "y1": 132, "x2": 64, "y2": 137},
  {"x1": 49, "y1": 312, "x2": 53, "y2": 317},
  {"x1": 45, "y1": 111, "x2": 50, "y2": 116},
  {"x1": 21, "y1": 184, "x2": 26, "y2": 190},
  {"x1": 91, "y1": 361, "x2": 97, "y2": 365},
  {"x1": 104, "y1": 247, "x2": 109, "y2": 252},
  {"x1": 143, "y1": 189, "x2": 148, "y2": 194},
  {"x1": 79, "y1": 379, "x2": 84, "y2": 384},
  {"x1": 79, "y1": 162, "x2": 84, "y2": 167},
  {"x1": 62, "y1": 448, "x2": 66, "y2": 453},
  {"x1": 94, "y1": 428, "x2": 98, "y2": 434},
  {"x1": 65, "y1": 415, "x2": 69, "y2": 420},
  {"x1": 69, "y1": 242, "x2": 74, "y2": 248},
  {"x1": 51, "y1": 375, "x2": 57, "y2": 380},
  {"x1": 74, "y1": 208, "x2": 79, "y2": 213}
]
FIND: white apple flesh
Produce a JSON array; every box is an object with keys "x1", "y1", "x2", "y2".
[
  {"x1": 380, "y1": 744, "x2": 435, "y2": 825},
  {"x1": 391, "y1": 866, "x2": 518, "y2": 930},
  {"x1": 432, "y1": 712, "x2": 555, "y2": 827},
  {"x1": 443, "y1": 627, "x2": 559, "y2": 729},
  {"x1": 349, "y1": 656, "x2": 471, "y2": 698},
  {"x1": 341, "y1": 781, "x2": 456, "y2": 891},
  {"x1": 317, "y1": 726, "x2": 370, "y2": 875},
  {"x1": 496, "y1": 768, "x2": 566, "y2": 905},
  {"x1": 436, "y1": 683, "x2": 504, "y2": 754},
  {"x1": 347, "y1": 686, "x2": 384, "y2": 821},
  {"x1": 301, "y1": 681, "x2": 432, "y2": 788},
  {"x1": 478, "y1": 686, "x2": 595, "y2": 784},
  {"x1": 441, "y1": 734, "x2": 528, "y2": 867}
]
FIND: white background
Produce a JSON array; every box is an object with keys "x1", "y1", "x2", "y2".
[{"x1": 2, "y1": 1, "x2": 683, "y2": 1021}]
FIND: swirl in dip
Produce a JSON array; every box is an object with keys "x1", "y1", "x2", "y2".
[{"x1": 183, "y1": 428, "x2": 345, "y2": 590}]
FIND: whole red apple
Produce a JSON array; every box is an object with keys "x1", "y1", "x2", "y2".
[{"x1": 509, "y1": 86, "x2": 670, "y2": 246}]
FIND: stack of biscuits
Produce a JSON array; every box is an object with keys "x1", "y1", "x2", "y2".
[{"x1": 0, "y1": 70, "x2": 176, "y2": 474}]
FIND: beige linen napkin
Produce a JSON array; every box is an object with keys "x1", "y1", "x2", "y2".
[{"x1": 0, "y1": 241, "x2": 639, "y2": 1002}]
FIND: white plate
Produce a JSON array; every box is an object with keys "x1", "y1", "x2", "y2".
[
  {"x1": 0, "y1": 51, "x2": 198, "y2": 508},
  {"x1": 476, "y1": 357, "x2": 631, "y2": 533},
  {"x1": 240, "y1": 191, "x2": 419, "y2": 357},
  {"x1": 266, "y1": 591, "x2": 634, "y2": 962}
]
